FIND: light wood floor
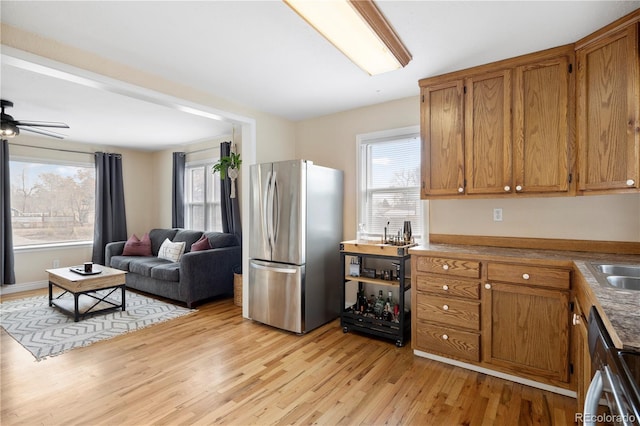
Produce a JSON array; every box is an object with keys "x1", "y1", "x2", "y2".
[{"x1": 1, "y1": 289, "x2": 580, "y2": 425}]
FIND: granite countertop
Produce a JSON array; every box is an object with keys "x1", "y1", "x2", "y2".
[{"x1": 410, "y1": 243, "x2": 640, "y2": 351}]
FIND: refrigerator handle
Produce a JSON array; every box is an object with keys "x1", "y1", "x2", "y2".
[
  {"x1": 272, "y1": 172, "x2": 279, "y2": 246},
  {"x1": 264, "y1": 170, "x2": 273, "y2": 251},
  {"x1": 251, "y1": 262, "x2": 298, "y2": 274}
]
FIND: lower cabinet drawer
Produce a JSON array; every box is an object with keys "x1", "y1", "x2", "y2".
[
  {"x1": 416, "y1": 274, "x2": 480, "y2": 299},
  {"x1": 415, "y1": 321, "x2": 480, "y2": 362},
  {"x1": 416, "y1": 294, "x2": 480, "y2": 330}
]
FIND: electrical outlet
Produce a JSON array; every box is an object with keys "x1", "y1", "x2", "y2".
[
  {"x1": 53, "y1": 259, "x2": 60, "y2": 268},
  {"x1": 493, "y1": 208, "x2": 503, "y2": 222}
]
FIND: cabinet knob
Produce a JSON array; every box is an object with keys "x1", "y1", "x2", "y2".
[
  {"x1": 442, "y1": 334, "x2": 449, "y2": 340},
  {"x1": 522, "y1": 273, "x2": 530, "y2": 280},
  {"x1": 458, "y1": 187, "x2": 464, "y2": 193},
  {"x1": 442, "y1": 304, "x2": 449, "y2": 311},
  {"x1": 442, "y1": 264, "x2": 449, "y2": 271},
  {"x1": 627, "y1": 179, "x2": 636, "y2": 186},
  {"x1": 515, "y1": 185, "x2": 523, "y2": 192},
  {"x1": 484, "y1": 283, "x2": 492, "y2": 290},
  {"x1": 504, "y1": 185, "x2": 510, "y2": 192},
  {"x1": 572, "y1": 313, "x2": 581, "y2": 326},
  {"x1": 442, "y1": 284, "x2": 449, "y2": 291}
]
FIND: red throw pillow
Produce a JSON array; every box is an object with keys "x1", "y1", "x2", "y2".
[
  {"x1": 191, "y1": 234, "x2": 211, "y2": 252},
  {"x1": 122, "y1": 233, "x2": 152, "y2": 256}
]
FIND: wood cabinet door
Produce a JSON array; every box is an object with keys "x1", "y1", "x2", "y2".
[
  {"x1": 572, "y1": 299, "x2": 591, "y2": 414},
  {"x1": 577, "y1": 23, "x2": 640, "y2": 192},
  {"x1": 483, "y1": 282, "x2": 571, "y2": 383},
  {"x1": 514, "y1": 53, "x2": 574, "y2": 194},
  {"x1": 464, "y1": 70, "x2": 512, "y2": 195},
  {"x1": 420, "y1": 81, "x2": 465, "y2": 197}
]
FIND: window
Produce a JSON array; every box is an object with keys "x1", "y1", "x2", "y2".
[
  {"x1": 185, "y1": 161, "x2": 222, "y2": 232},
  {"x1": 357, "y1": 128, "x2": 423, "y2": 243},
  {"x1": 10, "y1": 158, "x2": 95, "y2": 247}
]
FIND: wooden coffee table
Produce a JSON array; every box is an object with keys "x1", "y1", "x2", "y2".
[{"x1": 46, "y1": 265, "x2": 127, "y2": 322}]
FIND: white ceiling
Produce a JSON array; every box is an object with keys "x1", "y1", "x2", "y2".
[{"x1": 1, "y1": 1, "x2": 639, "y2": 150}]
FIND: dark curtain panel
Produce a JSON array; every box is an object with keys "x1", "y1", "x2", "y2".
[
  {"x1": 1, "y1": 139, "x2": 15, "y2": 284},
  {"x1": 220, "y1": 142, "x2": 242, "y2": 242},
  {"x1": 92, "y1": 152, "x2": 128, "y2": 265},
  {"x1": 172, "y1": 152, "x2": 186, "y2": 228}
]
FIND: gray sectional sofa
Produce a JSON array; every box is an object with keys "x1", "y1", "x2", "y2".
[{"x1": 105, "y1": 228, "x2": 241, "y2": 308}]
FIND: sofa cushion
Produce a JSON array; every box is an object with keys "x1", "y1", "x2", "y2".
[
  {"x1": 205, "y1": 232, "x2": 240, "y2": 249},
  {"x1": 158, "y1": 238, "x2": 186, "y2": 262},
  {"x1": 150, "y1": 262, "x2": 181, "y2": 282},
  {"x1": 110, "y1": 255, "x2": 151, "y2": 271},
  {"x1": 173, "y1": 230, "x2": 204, "y2": 253},
  {"x1": 191, "y1": 234, "x2": 212, "y2": 252},
  {"x1": 129, "y1": 257, "x2": 174, "y2": 277},
  {"x1": 149, "y1": 229, "x2": 179, "y2": 256},
  {"x1": 122, "y1": 233, "x2": 152, "y2": 256}
]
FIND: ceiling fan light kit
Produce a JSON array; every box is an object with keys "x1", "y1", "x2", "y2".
[
  {"x1": 284, "y1": 0, "x2": 411, "y2": 76},
  {"x1": 0, "y1": 99, "x2": 70, "y2": 139}
]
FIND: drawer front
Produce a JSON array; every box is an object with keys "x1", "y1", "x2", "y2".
[
  {"x1": 416, "y1": 275, "x2": 480, "y2": 299},
  {"x1": 415, "y1": 256, "x2": 481, "y2": 278},
  {"x1": 487, "y1": 263, "x2": 570, "y2": 289},
  {"x1": 415, "y1": 321, "x2": 480, "y2": 362},
  {"x1": 416, "y1": 294, "x2": 480, "y2": 330}
]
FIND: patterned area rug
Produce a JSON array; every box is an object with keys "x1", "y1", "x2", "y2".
[{"x1": 0, "y1": 290, "x2": 194, "y2": 361}]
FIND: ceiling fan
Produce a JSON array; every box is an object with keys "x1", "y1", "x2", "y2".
[{"x1": 1, "y1": 99, "x2": 69, "y2": 139}]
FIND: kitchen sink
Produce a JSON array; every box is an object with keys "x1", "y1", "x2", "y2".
[
  {"x1": 606, "y1": 276, "x2": 640, "y2": 291},
  {"x1": 589, "y1": 263, "x2": 640, "y2": 291},
  {"x1": 597, "y1": 264, "x2": 640, "y2": 278}
]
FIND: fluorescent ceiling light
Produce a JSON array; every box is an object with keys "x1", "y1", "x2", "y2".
[{"x1": 284, "y1": 0, "x2": 412, "y2": 75}]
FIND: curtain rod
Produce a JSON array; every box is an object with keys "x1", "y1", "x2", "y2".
[
  {"x1": 8, "y1": 142, "x2": 95, "y2": 156},
  {"x1": 184, "y1": 141, "x2": 231, "y2": 155}
]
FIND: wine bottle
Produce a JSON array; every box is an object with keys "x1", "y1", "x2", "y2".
[{"x1": 374, "y1": 290, "x2": 385, "y2": 318}]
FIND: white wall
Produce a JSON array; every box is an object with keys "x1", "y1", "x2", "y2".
[{"x1": 296, "y1": 97, "x2": 640, "y2": 243}]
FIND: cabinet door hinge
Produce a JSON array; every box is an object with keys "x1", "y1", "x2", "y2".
[
  {"x1": 568, "y1": 63, "x2": 573, "y2": 74},
  {"x1": 422, "y1": 94, "x2": 425, "y2": 103},
  {"x1": 422, "y1": 181, "x2": 425, "y2": 189},
  {"x1": 568, "y1": 173, "x2": 573, "y2": 184},
  {"x1": 569, "y1": 363, "x2": 574, "y2": 375},
  {"x1": 463, "y1": 86, "x2": 467, "y2": 94},
  {"x1": 570, "y1": 301, "x2": 575, "y2": 312}
]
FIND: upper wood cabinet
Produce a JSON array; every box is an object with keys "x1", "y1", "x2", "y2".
[
  {"x1": 419, "y1": 45, "x2": 575, "y2": 199},
  {"x1": 420, "y1": 80, "x2": 465, "y2": 196},
  {"x1": 576, "y1": 16, "x2": 640, "y2": 193}
]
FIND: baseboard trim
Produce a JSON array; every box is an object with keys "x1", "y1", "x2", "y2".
[
  {"x1": 1, "y1": 280, "x2": 48, "y2": 296},
  {"x1": 429, "y1": 234, "x2": 640, "y2": 255},
  {"x1": 414, "y1": 349, "x2": 576, "y2": 398}
]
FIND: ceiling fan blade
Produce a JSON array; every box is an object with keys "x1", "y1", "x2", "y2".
[
  {"x1": 16, "y1": 120, "x2": 69, "y2": 129},
  {"x1": 20, "y1": 126, "x2": 66, "y2": 139}
]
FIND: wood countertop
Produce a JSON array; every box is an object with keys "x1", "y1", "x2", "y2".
[{"x1": 410, "y1": 243, "x2": 640, "y2": 351}]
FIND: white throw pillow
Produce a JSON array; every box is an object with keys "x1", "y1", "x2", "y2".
[{"x1": 157, "y1": 238, "x2": 186, "y2": 262}]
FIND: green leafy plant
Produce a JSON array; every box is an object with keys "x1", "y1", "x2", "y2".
[{"x1": 212, "y1": 152, "x2": 242, "y2": 180}]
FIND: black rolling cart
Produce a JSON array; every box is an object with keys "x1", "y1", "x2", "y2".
[{"x1": 339, "y1": 240, "x2": 412, "y2": 347}]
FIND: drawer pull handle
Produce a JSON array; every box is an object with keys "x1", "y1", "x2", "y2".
[
  {"x1": 522, "y1": 273, "x2": 530, "y2": 280},
  {"x1": 442, "y1": 334, "x2": 449, "y2": 340},
  {"x1": 442, "y1": 284, "x2": 449, "y2": 291},
  {"x1": 458, "y1": 187, "x2": 464, "y2": 193},
  {"x1": 516, "y1": 185, "x2": 523, "y2": 192},
  {"x1": 442, "y1": 304, "x2": 449, "y2": 311},
  {"x1": 485, "y1": 283, "x2": 491, "y2": 290},
  {"x1": 442, "y1": 264, "x2": 449, "y2": 271},
  {"x1": 627, "y1": 179, "x2": 635, "y2": 186},
  {"x1": 504, "y1": 185, "x2": 510, "y2": 192},
  {"x1": 572, "y1": 313, "x2": 581, "y2": 326}
]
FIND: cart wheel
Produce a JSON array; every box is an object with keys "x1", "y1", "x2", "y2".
[
  {"x1": 343, "y1": 327, "x2": 349, "y2": 333},
  {"x1": 396, "y1": 340, "x2": 403, "y2": 347}
]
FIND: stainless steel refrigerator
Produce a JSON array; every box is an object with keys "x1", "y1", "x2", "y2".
[{"x1": 249, "y1": 160, "x2": 343, "y2": 333}]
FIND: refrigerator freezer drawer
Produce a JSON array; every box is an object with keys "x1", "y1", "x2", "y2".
[{"x1": 249, "y1": 260, "x2": 305, "y2": 333}]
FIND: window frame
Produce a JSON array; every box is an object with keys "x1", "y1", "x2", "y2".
[
  {"x1": 184, "y1": 158, "x2": 222, "y2": 232},
  {"x1": 9, "y1": 154, "x2": 96, "y2": 250},
  {"x1": 356, "y1": 125, "x2": 424, "y2": 243}
]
